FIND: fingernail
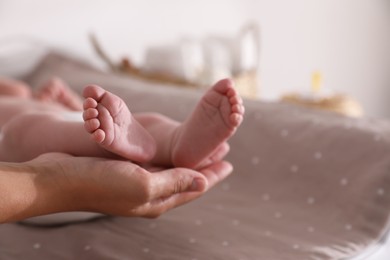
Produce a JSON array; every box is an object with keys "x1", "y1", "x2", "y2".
[{"x1": 190, "y1": 178, "x2": 206, "y2": 192}]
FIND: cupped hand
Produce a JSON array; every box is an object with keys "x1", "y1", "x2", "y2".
[{"x1": 28, "y1": 153, "x2": 232, "y2": 218}]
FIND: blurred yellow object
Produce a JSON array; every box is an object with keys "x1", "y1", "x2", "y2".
[
  {"x1": 311, "y1": 71, "x2": 322, "y2": 93},
  {"x1": 281, "y1": 93, "x2": 363, "y2": 117},
  {"x1": 281, "y1": 71, "x2": 363, "y2": 117}
]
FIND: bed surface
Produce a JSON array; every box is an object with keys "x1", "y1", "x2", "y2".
[{"x1": 0, "y1": 52, "x2": 390, "y2": 260}]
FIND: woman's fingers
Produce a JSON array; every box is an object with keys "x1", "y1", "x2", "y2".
[
  {"x1": 142, "y1": 160, "x2": 233, "y2": 217},
  {"x1": 143, "y1": 192, "x2": 203, "y2": 218},
  {"x1": 133, "y1": 168, "x2": 207, "y2": 218},
  {"x1": 148, "y1": 168, "x2": 208, "y2": 200},
  {"x1": 197, "y1": 160, "x2": 233, "y2": 189},
  {"x1": 147, "y1": 160, "x2": 233, "y2": 201}
]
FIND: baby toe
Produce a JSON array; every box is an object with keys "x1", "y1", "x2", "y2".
[
  {"x1": 214, "y1": 79, "x2": 237, "y2": 96},
  {"x1": 83, "y1": 108, "x2": 98, "y2": 121},
  {"x1": 230, "y1": 113, "x2": 243, "y2": 127},
  {"x1": 92, "y1": 129, "x2": 106, "y2": 143},
  {"x1": 83, "y1": 97, "x2": 98, "y2": 110},
  {"x1": 226, "y1": 87, "x2": 238, "y2": 98},
  {"x1": 229, "y1": 95, "x2": 243, "y2": 105},
  {"x1": 232, "y1": 104, "x2": 245, "y2": 115},
  {"x1": 83, "y1": 85, "x2": 105, "y2": 100},
  {"x1": 84, "y1": 118, "x2": 100, "y2": 133}
]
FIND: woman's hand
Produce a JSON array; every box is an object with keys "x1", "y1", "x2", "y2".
[{"x1": 0, "y1": 153, "x2": 232, "y2": 223}]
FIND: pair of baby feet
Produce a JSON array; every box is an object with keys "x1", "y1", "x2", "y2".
[
  {"x1": 83, "y1": 79, "x2": 244, "y2": 168},
  {"x1": 39, "y1": 78, "x2": 245, "y2": 168}
]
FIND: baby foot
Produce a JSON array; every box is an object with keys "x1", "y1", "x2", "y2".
[
  {"x1": 82, "y1": 85, "x2": 156, "y2": 162},
  {"x1": 35, "y1": 77, "x2": 83, "y2": 111},
  {"x1": 172, "y1": 78, "x2": 244, "y2": 168},
  {"x1": 0, "y1": 76, "x2": 32, "y2": 98}
]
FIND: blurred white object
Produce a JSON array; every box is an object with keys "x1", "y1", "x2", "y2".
[
  {"x1": 180, "y1": 38, "x2": 204, "y2": 82},
  {"x1": 201, "y1": 36, "x2": 232, "y2": 85},
  {"x1": 143, "y1": 39, "x2": 203, "y2": 83},
  {"x1": 201, "y1": 23, "x2": 260, "y2": 85},
  {"x1": 143, "y1": 23, "x2": 260, "y2": 87},
  {"x1": 234, "y1": 23, "x2": 260, "y2": 74},
  {"x1": 0, "y1": 36, "x2": 49, "y2": 78}
]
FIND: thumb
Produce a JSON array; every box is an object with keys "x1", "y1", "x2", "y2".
[{"x1": 149, "y1": 168, "x2": 208, "y2": 200}]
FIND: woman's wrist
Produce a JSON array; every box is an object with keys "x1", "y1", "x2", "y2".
[{"x1": 0, "y1": 159, "x2": 78, "y2": 223}]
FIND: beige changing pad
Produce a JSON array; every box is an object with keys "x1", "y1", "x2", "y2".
[{"x1": 0, "y1": 53, "x2": 390, "y2": 260}]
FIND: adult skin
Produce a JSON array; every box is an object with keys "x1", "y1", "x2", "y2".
[{"x1": 0, "y1": 153, "x2": 232, "y2": 223}]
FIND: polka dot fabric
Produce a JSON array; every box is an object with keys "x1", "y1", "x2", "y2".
[{"x1": 1, "y1": 53, "x2": 389, "y2": 260}]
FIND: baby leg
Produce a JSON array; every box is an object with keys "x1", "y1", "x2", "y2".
[
  {"x1": 0, "y1": 112, "x2": 114, "y2": 162},
  {"x1": 0, "y1": 76, "x2": 32, "y2": 98},
  {"x1": 35, "y1": 77, "x2": 84, "y2": 111}
]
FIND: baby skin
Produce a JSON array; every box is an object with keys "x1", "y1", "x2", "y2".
[
  {"x1": 82, "y1": 78, "x2": 244, "y2": 168},
  {"x1": 36, "y1": 77, "x2": 84, "y2": 111},
  {"x1": 0, "y1": 78, "x2": 244, "y2": 169}
]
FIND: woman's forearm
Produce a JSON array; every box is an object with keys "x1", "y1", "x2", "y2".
[{"x1": 0, "y1": 161, "x2": 73, "y2": 223}]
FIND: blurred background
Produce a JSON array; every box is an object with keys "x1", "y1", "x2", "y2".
[{"x1": 0, "y1": 0, "x2": 389, "y2": 118}]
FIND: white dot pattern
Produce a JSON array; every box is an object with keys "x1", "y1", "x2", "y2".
[
  {"x1": 195, "y1": 220, "x2": 203, "y2": 226},
  {"x1": 262, "y1": 193, "x2": 271, "y2": 201},
  {"x1": 290, "y1": 165, "x2": 299, "y2": 173},
  {"x1": 307, "y1": 197, "x2": 315, "y2": 205},
  {"x1": 274, "y1": 212, "x2": 282, "y2": 219},
  {"x1": 251, "y1": 156, "x2": 260, "y2": 165},
  {"x1": 307, "y1": 226, "x2": 315, "y2": 233},
  {"x1": 377, "y1": 188, "x2": 385, "y2": 196},
  {"x1": 345, "y1": 224, "x2": 353, "y2": 231},
  {"x1": 222, "y1": 241, "x2": 229, "y2": 247},
  {"x1": 280, "y1": 129, "x2": 289, "y2": 137},
  {"x1": 340, "y1": 178, "x2": 349, "y2": 186},
  {"x1": 314, "y1": 152, "x2": 322, "y2": 160},
  {"x1": 232, "y1": 219, "x2": 240, "y2": 226}
]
